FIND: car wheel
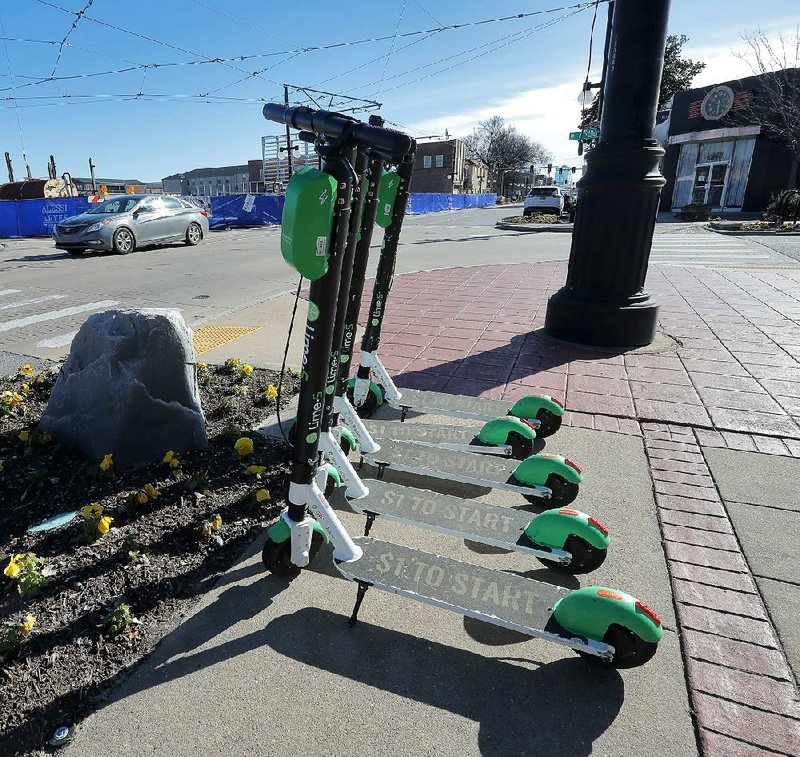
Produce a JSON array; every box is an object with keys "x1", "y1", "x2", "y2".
[
  {"x1": 112, "y1": 227, "x2": 135, "y2": 255},
  {"x1": 185, "y1": 222, "x2": 202, "y2": 246}
]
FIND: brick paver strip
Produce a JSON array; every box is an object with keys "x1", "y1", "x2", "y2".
[{"x1": 642, "y1": 424, "x2": 799, "y2": 755}]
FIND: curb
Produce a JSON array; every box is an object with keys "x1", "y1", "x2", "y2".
[{"x1": 495, "y1": 222, "x2": 573, "y2": 233}]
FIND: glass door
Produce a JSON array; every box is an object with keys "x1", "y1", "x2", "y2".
[{"x1": 690, "y1": 162, "x2": 729, "y2": 208}]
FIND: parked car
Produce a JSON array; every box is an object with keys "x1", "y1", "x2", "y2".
[
  {"x1": 523, "y1": 186, "x2": 565, "y2": 217},
  {"x1": 52, "y1": 195, "x2": 209, "y2": 255}
]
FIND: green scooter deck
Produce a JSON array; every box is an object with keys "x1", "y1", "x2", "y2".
[
  {"x1": 366, "y1": 438, "x2": 549, "y2": 498},
  {"x1": 352, "y1": 479, "x2": 559, "y2": 558},
  {"x1": 365, "y1": 420, "x2": 495, "y2": 450},
  {"x1": 393, "y1": 388, "x2": 520, "y2": 421},
  {"x1": 337, "y1": 537, "x2": 572, "y2": 638}
]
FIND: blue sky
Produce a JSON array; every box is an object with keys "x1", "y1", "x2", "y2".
[{"x1": 0, "y1": 0, "x2": 797, "y2": 182}]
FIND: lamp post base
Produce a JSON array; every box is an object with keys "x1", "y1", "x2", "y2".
[{"x1": 544, "y1": 288, "x2": 659, "y2": 348}]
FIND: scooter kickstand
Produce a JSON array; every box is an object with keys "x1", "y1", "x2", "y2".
[
  {"x1": 363, "y1": 511, "x2": 377, "y2": 536},
  {"x1": 400, "y1": 405, "x2": 409, "y2": 422},
  {"x1": 347, "y1": 581, "x2": 371, "y2": 628}
]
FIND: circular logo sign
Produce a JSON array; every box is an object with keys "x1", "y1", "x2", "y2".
[
  {"x1": 700, "y1": 85, "x2": 735, "y2": 121},
  {"x1": 307, "y1": 302, "x2": 320, "y2": 322}
]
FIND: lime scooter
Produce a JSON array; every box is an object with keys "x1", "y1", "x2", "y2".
[
  {"x1": 345, "y1": 161, "x2": 565, "y2": 460},
  {"x1": 260, "y1": 103, "x2": 663, "y2": 667},
  {"x1": 306, "y1": 120, "x2": 601, "y2": 570}
]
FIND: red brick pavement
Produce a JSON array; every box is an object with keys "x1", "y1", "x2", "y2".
[
  {"x1": 360, "y1": 262, "x2": 800, "y2": 445},
  {"x1": 642, "y1": 423, "x2": 800, "y2": 755}
]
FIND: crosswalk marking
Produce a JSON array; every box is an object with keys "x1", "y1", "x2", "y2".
[
  {"x1": 0, "y1": 300, "x2": 120, "y2": 334},
  {"x1": 649, "y1": 233, "x2": 792, "y2": 267},
  {"x1": 0, "y1": 294, "x2": 68, "y2": 311},
  {"x1": 37, "y1": 331, "x2": 78, "y2": 349},
  {"x1": 0, "y1": 289, "x2": 22, "y2": 297}
]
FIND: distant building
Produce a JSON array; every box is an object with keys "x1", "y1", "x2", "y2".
[
  {"x1": 463, "y1": 158, "x2": 490, "y2": 194},
  {"x1": 162, "y1": 164, "x2": 251, "y2": 196},
  {"x1": 660, "y1": 69, "x2": 800, "y2": 213},
  {"x1": 71, "y1": 177, "x2": 150, "y2": 196},
  {"x1": 412, "y1": 139, "x2": 469, "y2": 193}
]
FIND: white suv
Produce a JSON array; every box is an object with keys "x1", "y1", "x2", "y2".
[{"x1": 523, "y1": 186, "x2": 564, "y2": 217}]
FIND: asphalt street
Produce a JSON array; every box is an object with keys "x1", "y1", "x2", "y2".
[{"x1": 0, "y1": 206, "x2": 797, "y2": 362}]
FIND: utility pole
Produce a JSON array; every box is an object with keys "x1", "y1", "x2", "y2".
[
  {"x1": 89, "y1": 157, "x2": 97, "y2": 192},
  {"x1": 4, "y1": 152, "x2": 13, "y2": 183},
  {"x1": 283, "y1": 84, "x2": 294, "y2": 179},
  {"x1": 545, "y1": 0, "x2": 670, "y2": 347}
]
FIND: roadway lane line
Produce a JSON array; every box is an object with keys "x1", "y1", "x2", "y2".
[
  {"x1": 0, "y1": 300, "x2": 120, "y2": 333},
  {"x1": 37, "y1": 331, "x2": 78, "y2": 349},
  {"x1": 0, "y1": 294, "x2": 68, "y2": 311}
]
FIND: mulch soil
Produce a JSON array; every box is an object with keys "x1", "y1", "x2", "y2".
[{"x1": 0, "y1": 362, "x2": 298, "y2": 755}]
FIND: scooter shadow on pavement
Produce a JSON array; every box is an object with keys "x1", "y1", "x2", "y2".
[
  {"x1": 393, "y1": 330, "x2": 629, "y2": 397},
  {"x1": 264, "y1": 606, "x2": 624, "y2": 757}
]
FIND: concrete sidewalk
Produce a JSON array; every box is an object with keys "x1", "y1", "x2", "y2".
[{"x1": 64, "y1": 258, "x2": 800, "y2": 755}]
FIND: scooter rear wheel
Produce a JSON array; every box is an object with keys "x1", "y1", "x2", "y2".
[
  {"x1": 524, "y1": 473, "x2": 579, "y2": 508},
  {"x1": 578, "y1": 624, "x2": 659, "y2": 669},
  {"x1": 262, "y1": 531, "x2": 324, "y2": 578},
  {"x1": 535, "y1": 408, "x2": 563, "y2": 438},
  {"x1": 541, "y1": 534, "x2": 606, "y2": 574},
  {"x1": 507, "y1": 431, "x2": 533, "y2": 460}
]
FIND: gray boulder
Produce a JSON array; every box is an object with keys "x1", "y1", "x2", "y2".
[{"x1": 40, "y1": 309, "x2": 207, "y2": 468}]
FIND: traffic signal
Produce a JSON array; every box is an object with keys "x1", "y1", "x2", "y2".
[
  {"x1": 571, "y1": 167, "x2": 576, "y2": 174},
  {"x1": 547, "y1": 164, "x2": 552, "y2": 174}
]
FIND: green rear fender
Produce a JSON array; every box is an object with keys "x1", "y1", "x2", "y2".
[
  {"x1": 476, "y1": 416, "x2": 536, "y2": 445},
  {"x1": 514, "y1": 453, "x2": 583, "y2": 485},
  {"x1": 524, "y1": 508, "x2": 610, "y2": 550},
  {"x1": 553, "y1": 586, "x2": 663, "y2": 644},
  {"x1": 509, "y1": 395, "x2": 565, "y2": 420},
  {"x1": 339, "y1": 425, "x2": 358, "y2": 453},
  {"x1": 266, "y1": 516, "x2": 330, "y2": 545}
]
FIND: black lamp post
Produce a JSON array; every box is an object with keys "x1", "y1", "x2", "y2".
[{"x1": 545, "y1": 0, "x2": 671, "y2": 347}]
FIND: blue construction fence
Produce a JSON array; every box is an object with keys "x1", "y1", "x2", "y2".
[{"x1": 0, "y1": 193, "x2": 496, "y2": 237}]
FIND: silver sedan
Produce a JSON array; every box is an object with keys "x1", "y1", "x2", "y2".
[{"x1": 52, "y1": 194, "x2": 210, "y2": 255}]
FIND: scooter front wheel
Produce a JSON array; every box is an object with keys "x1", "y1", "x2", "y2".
[
  {"x1": 578, "y1": 624, "x2": 659, "y2": 669},
  {"x1": 262, "y1": 531, "x2": 324, "y2": 578},
  {"x1": 346, "y1": 383, "x2": 381, "y2": 418},
  {"x1": 541, "y1": 534, "x2": 606, "y2": 575},
  {"x1": 507, "y1": 431, "x2": 533, "y2": 460}
]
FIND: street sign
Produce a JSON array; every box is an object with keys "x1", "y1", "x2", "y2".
[{"x1": 569, "y1": 127, "x2": 599, "y2": 140}]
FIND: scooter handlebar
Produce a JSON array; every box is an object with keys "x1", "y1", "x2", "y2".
[{"x1": 262, "y1": 103, "x2": 412, "y2": 158}]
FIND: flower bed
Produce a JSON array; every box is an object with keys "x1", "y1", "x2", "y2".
[{"x1": 0, "y1": 361, "x2": 298, "y2": 753}]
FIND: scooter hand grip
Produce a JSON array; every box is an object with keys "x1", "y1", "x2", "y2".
[{"x1": 262, "y1": 103, "x2": 412, "y2": 157}]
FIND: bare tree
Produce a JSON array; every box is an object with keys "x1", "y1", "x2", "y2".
[
  {"x1": 735, "y1": 27, "x2": 800, "y2": 188},
  {"x1": 464, "y1": 115, "x2": 551, "y2": 192}
]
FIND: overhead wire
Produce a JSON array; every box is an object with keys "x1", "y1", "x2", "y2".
[
  {"x1": 187, "y1": 0, "x2": 295, "y2": 47},
  {"x1": 374, "y1": 0, "x2": 408, "y2": 97},
  {"x1": 0, "y1": 8, "x2": 29, "y2": 164},
  {"x1": 8, "y1": 1, "x2": 607, "y2": 96},
  {"x1": 49, "y1": 0, "x2": 95, "y2": 77}
]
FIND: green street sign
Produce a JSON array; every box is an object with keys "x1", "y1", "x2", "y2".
[{"x1": 569, "y1": 128, "x2": 599, "y2": 140}]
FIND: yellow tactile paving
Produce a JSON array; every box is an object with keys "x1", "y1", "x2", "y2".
[{"x1": 192, "y1": 326, "x2": 261, "y2": 356}]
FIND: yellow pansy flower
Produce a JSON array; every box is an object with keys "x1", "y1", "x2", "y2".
[
  {"x1": 246, "y1": 465, "x2": 266, "y2": 475},
  {"x1": 265, "y1": 385, "x2": 278, "y2": 400},
  {"x1": 211, "y1": 514, "x2": 222, "y2": 530},
  {"x1": 234, "y1": 437, "x2": 254, "y2": 457},
  {"x1": 99, "y1": 453, "x2": 113, "y2": 472},
  {"x1": 18, "y1": 364, "x2": 35, "y2": 377},
  {"x1": 20, "y1": 614, "x2": 36, "y2": 636},
  {"x1": 82, "y1": 503, "x2": 104, "y2": 519},
  {"x1": 238, "y1": 363, "x2": 254, "y2": 377},
  {"x1": 34, "y1": 375, "x2": 45, "y2": 385},
  {"x1": 135, "y1": 491, "x2": 148, "y2": 506},
  {"x1": 97, "y1": 516, "x2": 113, "y2": 534},
  {"x1": 162, "y1": 450, "x2": 175, "y2": 464},
  {"x1": 144, "y1": 483, "x2": 160, "y2": 499},
  {"x1": 225, "y1": 357, "x2": 240, "y2": 369},
  {"x1": 255, "y1": 488, "x2": 271, "y2": 502},
  {"x1": 20, "y1": 383, "x2": 30, "y2": 393},
  {"x1": 4, "y1": 555, "x2": 21, "y2": 579},
  {"x1": 18, "y1": 431, "x2": 30, "y2": 443},
  {"x1": 197, "y1": 362, "x2": 208, "y2": 370}
]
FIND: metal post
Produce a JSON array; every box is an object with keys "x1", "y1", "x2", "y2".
[
  {"x1": 284, "y1": 85, "x2": 294, "y2": 179},
  {"x1": 88, "y1": 157, "x2": 97, "y2": 192},
  {"x1": 544, "y1": 0, "x2": 671, "y2": 347},
  {"x1": 4, "y1": 152, "x2": 13, "y2": 183}
]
